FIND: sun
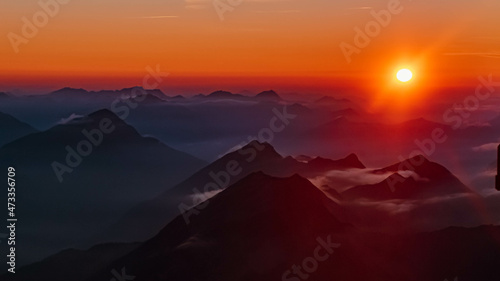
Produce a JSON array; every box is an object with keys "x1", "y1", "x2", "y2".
[{"x1": 397, "y1": 69, "x2": 413, "y2": 82}]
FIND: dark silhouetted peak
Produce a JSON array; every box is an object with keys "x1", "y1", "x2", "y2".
[
  {"x1": 119, "y1": 86, "x2": 149, "y2": 94},
  {"x1": 54, "y1": 109, "x2": 130, "y2": 131},
  {"x1": 0, "y1": 112, "x2": 38, "y2": 146},
  {"x1": 52, "y1": 109, "x2": 130, "y2": 135},
  {"x1": 255, "y1": 90, "x2": 281, "y2": 101},
  {"x1": 137, "y1": 94, "x2": 165, "y2": 103},
  {"x1": 168, "y1": 95, "x2": 186, "y2": 100},
  {"x1": 116, "y1": 171, "x2": 346, "y2": 281},
  {"x1": 241, "y1": 140, "x2": 282, "y2": 159},
  {"x1": 374, "y1": 155, "x2": 466, "y2": 183},
  {"x1": 55, "y1": 87, "x2": 83, "y2": 92},
  {"x1": 144, "y1": 88, "x2": 165, "y2": 96},
  {"x1": 51, "y1": 87, "x2": 88, "y2": 95},
  {"x1": 175, "y1": 171, "x2": 344, "y2": 230},
  {"x1": 0, "y1": 112, "x2": 24, "y2": 123},
  {"x1": 244, "y1": 140, "x2": 272, "y2": 149},
  {"x1": 344, "y1": 153, "x2": 365, "y2": 168},
  {"x1": 87, "y1": 109, "x2": 123, "y2": 123},
  {"x1": 207, "y1": 90, "x2": 240, "y2": 99},
  {"x1": 0, "y1": 112, "x2": 36, "y2": 131},
  {"x1": 168, "y1": 140, "x2": 285, "y2": 195},
  {"x1": 308, "y1": 153, "x2": 365, "y2": 170},
  {"x1": 0, "y1": 92, "x2": 9, "y2": 97},
  {"x1": 310, "y1": 156, "x2": 335, "y2": 165}
]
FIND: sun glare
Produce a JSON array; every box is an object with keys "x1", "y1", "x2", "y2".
[{"x1": 397, "y1": 69, "x2": 413, "y2": 82}]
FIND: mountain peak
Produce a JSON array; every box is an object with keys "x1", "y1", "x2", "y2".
[
  {"x1": 52, "y1": 87, "x2": 88, "y2": 94},
  {"x1": 241, "y1": 140, "x2": 282, "y2": 158},
  {"x1": 307, "y1": 153, "x2": 365, "y2": 170},
  {"x1": 56, "y1": 109, "x2": 127, "y2": 129},
  {"x1": 168, "y1": 95, "x2": 186, "y2": 100},
  {"x1": 345, "y1": 153, "x2": 365, "y2": 167},
  {"x1": 0, "y1": 112, "x2": 38, "y2": 147},
  {"x1": 207, "y1": 90, "x2": 237, "y2": 98},
  {"x1": 87, "y1": 109, "x2": 122, "y2": 122},
  {"x1": 244, "y1": 140, "x2": 271, "y2": 148},
  {"x1": 255, "y1": 90, "x2": 281, "y2": 101},
  {"x1": 121, "y1": 86, "x2": 146, "y2": 91}
]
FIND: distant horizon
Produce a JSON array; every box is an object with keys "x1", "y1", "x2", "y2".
[
  {"x1": 0, "y1": 73, "x2": 486, "y2": 97},
  {"x1": 3, "y1": 0, "x2": 500, "y2": 97}
]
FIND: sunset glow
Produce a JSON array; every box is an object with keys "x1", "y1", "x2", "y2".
[
  {"x1": 2, "y1": 1, "x2": 500, "y2": 279},
  {"x1": 1, "y1": 0, "x2": 499, "y2": 95}
]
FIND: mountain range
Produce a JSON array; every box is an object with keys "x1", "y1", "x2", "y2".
[
  {"x1": 101, "y1": 140, "x2": 364, "y2": 242},
  {"x1": 0, "y1": 109, "x2": 206, "y2": 265},
  {"x1": 47, "y1": 87, "x2": 167, "y2": 102},
  {"x1": 195, "y1": 90, "x2": 282, "y2": 101},
  {"x1": 10, "y1": 172, "x2": 500, "y2": 281},
  {"x1": 0, "y1": 87, "x2": 499, "y2": 279}
]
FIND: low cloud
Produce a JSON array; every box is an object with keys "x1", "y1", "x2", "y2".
[
  {"x1": 187, "y1": 189, "x2": 223, "y2": 203},
  {"x1": 309, "y1": 169, "x2": 425, "y2": 193},
  {"x1": 472, "y1": 142, "x2": 499, "y2": 152},
  {"x1": 57, "y1": 114, "x2": 84, "y2": 125}
]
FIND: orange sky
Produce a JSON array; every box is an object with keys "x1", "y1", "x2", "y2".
[{"x1": 1, "y1": 0, "x2": 500, "y2": 94}]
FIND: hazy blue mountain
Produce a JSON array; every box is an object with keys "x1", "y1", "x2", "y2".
[
  {"x1": 0, "y1": 109, "x2": 206, "y2": 265},
  {"x1": 0, "y1": 111, "x2": 38, "y2": 147}
]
